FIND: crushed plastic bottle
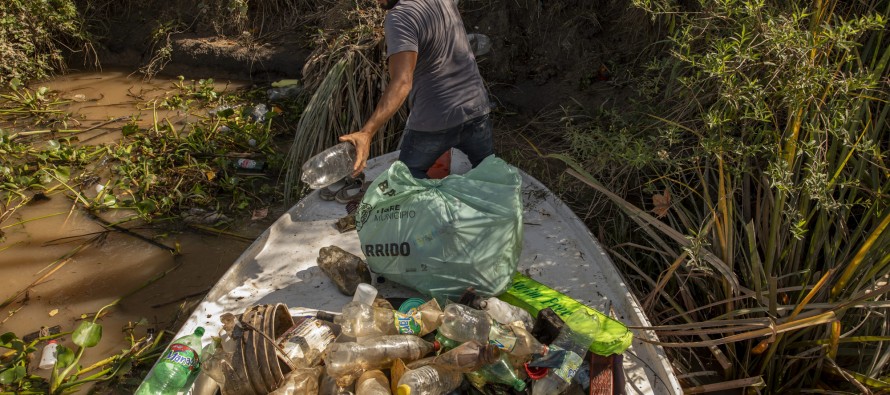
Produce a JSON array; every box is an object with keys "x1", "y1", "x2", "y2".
[
  {"x1": 431, "y1": 340, "x2": 500, "y2": 372},
  {"x1": 396, "y1": 365, "x2": 463, "y2": 395},
  {"x1": 439, "y1": 304, "x2": 547, "y2": 357},
  {"x1": 301, "y1": 142, "x2": 357, "y2": 189},
  {"x1": 324, "y1": 335, "x2": 436, "y2": 386},
  {"x1": 279, "y1": 317, "x2": 336, "y2": 367},
  {"x1": 335, "y1": 299, "x2": 443, "y2": 338},
  {"x1": 267, "y1": 85, "x2": 302, "y2": 101},
  {"x1": 531, "y1": 310, "x2": 598, "y2": 395},
  {"x1": 251, "y1": 104, "x2": 269, "y2": 123},
  {"x1": 479, "y1": 297, "x2": 534, "y2": 329},
  {"x1": 135, "y1": 327, "x2": 205, "y2": 395},
  {"x1": 355, "y1": 370, "x2": 390, "y2": 395},
  {"x1": 269, "y1": 366, "x2": 323, "y2": 395}
]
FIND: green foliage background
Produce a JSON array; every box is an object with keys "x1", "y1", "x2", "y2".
[{"x1": 0, "y1": 0, "x2": 91, "y2": 85}]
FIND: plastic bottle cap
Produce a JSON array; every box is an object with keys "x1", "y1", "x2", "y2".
[
  {"x1": 398, "y1": 298, "x2": 426, "y2": 313},
  {"x1": 194, "y1": 327, "x2": 205, "y2": 337},
  {"x1": 353, "y1": 283, "x2": 378, "y2": 305},
  {"x1": 396, "y1": 384, "x2": 412, "y2": 395},
  {"x1": 47, "y1": 340, "x2": 57, "y2": 344},
  {"x1": 525, "y1": 362, "x2": 549, "y2": 380},
  {"x1": 433, "y1": 340, "x2": 441, "y2": 351}
]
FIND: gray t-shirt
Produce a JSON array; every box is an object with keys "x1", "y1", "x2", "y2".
[{"x1": 385, "y1": 0, "x2": 490, "y2": 132}]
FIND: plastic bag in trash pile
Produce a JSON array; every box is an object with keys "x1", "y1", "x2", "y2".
[{"x1": 356, "y1": 156, "x2": 523, "y2": 301}]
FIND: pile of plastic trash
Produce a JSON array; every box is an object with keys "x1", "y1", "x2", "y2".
[{"x1": 139, "y1": 284, "x2": 603, "y2": 395}]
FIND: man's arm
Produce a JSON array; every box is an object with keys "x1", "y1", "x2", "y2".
[{"x1": 340, "y1": 50, "x2": 417, "y2": 175}]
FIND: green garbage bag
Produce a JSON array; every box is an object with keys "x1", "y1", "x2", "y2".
[{"x1": 356, "y1": 156, "x2": 523, "y2": 301}]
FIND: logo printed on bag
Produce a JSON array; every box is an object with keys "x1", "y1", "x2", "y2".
[
  {"x1": 364, "y1": 242, "x2": 411, "y2": 256},
  {"x1": 377, "y1": 180, "x2": 398, "y2": 197},
  {"x1": 373, "y1": 204, "x2": 416, "y2": 221},
  {"x1": 355, "y1": 202, "x2": 372, "y2": 231}
]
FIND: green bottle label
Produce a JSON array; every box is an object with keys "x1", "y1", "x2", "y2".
[
  {"x1": 393, "y1": 310, "x2": 422, "y2": 334},
  {"x1": 162, "y1": 343, "x2": 200, "y2": 371}
]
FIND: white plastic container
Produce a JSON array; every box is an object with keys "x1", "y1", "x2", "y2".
[{"x1": 38, "y1": 340, "x2": 58, "y2": 370}]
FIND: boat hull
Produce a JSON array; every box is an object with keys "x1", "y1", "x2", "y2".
[{"x1": 172, "y1": 151, "x2": 681, "y2": 394}]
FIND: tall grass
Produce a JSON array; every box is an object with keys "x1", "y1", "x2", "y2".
[
  {"x1": 555, "y1": 0, "x2": 889, "y2": 392},
  {"x1": 283, "y1": 0, "x2": 406, "y2": 200}
]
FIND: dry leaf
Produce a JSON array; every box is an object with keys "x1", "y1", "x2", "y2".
[
  {"x1": 251, "y1": 207, "x2": 269, "y2": 221},
  {"x1": 49, "y1": 309, "x2": 58, "y2": 317},
  {"x1": 651, "y1": 189, "x2": 671, "y2": 218}
]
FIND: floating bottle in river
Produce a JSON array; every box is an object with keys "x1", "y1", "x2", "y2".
[
  {"x1": 38, "y1": 340, "x2": 58, "y2": 370},
  {"x1": 396, "y1": 365, "x2": 463, "y2": 395},
  {"x1": 324, "y1": 335, "x2": 436, "y2": 386},
  {"x1": 532, "y1": 310, "x2": 598, "y2": 395},
  {"x1": 301, "y1": 142, "x2": 357, "y2": 189}
]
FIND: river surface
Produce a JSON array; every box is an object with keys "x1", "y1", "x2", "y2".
[{"x1": 0, "y1": 69, "x2": 282, "y2": 387}]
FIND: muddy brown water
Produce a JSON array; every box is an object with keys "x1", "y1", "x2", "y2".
[{"x1": 0, "y1": 69, "x2": 284, "y2": 387}]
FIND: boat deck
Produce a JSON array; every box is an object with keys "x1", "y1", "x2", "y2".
[{"x1": 176, "y1": 151, "x2": 681, "y2": 394}]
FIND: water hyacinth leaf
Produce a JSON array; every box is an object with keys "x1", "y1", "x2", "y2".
[
  {"x1": 136, "y1": 199, "x2": 157, "y2": 215},
  {"x1": 0, "y1": 332, "x2": 17, "y2": 348},
  {"x1": 53, "y1": 166, "x2": 70, "y2": 182},
  {"x1": 0, "y1": 365, "x2": 25, "y2": 385},
  {"x1": 73, "y1": 321, "x2": 102, "y2": 347},
  {"x1": 102, "y1": 194, "x2": 117, "y2": 207},
  {"x1": 56, "y1": 344, "x2": 74, "y2": 369},
  {"x1": 122, "y1": 123, "x2": 139, "y2": 137}
]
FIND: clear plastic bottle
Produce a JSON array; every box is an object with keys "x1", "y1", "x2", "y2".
[
  {"x1": 280, "y1": 317, "x2": 336, "y2": 367},
  {"x1": 438, "y1": 304, "x2": 490, "y2": 344},
  {"x1": 479, "y1": 298, "x2": 534, "y2": 329},
  {"x1": 439, "y1": 304, "x2": 546, "y2": 357},
  {"x1": 269, "y1": 366, "x2": 323, "y2": 395},
  {"x1": 38, "y1": 340, "x2": 58, "y2": 370},
  {"x1": 335, "y1": 299, "x2": 442, "y2": 338},
  {"x1": 431, "y1": 341, "x2": 500, "y2": 372},
  {"x1": 301, "y1": 142, "x2": 358, "y2": 189},
  {"x1": 488, "y1": 323, "x2": 548, "y2": 357},
  {"x1": 532, "y1": 310, "x2": 598, "y2": 395},
  {"x1": 469, "y1": 353, "x2": 526, "y2": 392},
  {"x1": 324, "y1": 335, "x2": 435, "y2": 386},
  {"x1": 396, "y1": 365, "x2": 463, "y2": 395},
  {"x1": 355, "y1": 370, "x2": 390, "y2": 395},
  {"x1": 135, "y1": 327, "x2": 205, "y2": 395}
]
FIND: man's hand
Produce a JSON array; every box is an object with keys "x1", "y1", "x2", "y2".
[{"x1": 339, "y1": 130, "x2": 373, "y2": 176}]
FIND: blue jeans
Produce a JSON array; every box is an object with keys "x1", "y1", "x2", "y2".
[{"x1": 398, "y1": 114, "x2": 494, "y2": 179}]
